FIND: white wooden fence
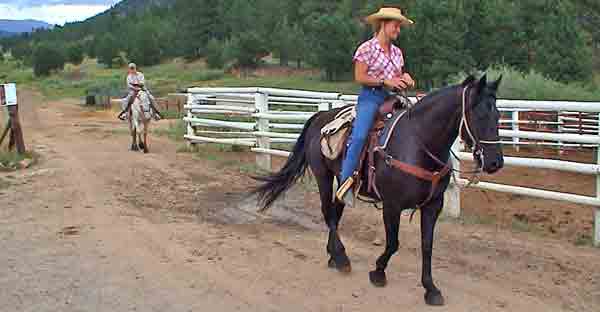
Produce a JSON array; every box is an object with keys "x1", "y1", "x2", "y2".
[{"x1": 184, "y1": 87, "x2": 600, "y2": 246}]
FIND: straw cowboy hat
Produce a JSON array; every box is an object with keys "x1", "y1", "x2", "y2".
[{"x1": 365, "y1": 7, "x2": 414, "y2": 26}]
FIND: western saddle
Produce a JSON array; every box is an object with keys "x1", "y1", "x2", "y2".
[{"x1": 321, "y1": 92, "x2": 451, "y2": 206}]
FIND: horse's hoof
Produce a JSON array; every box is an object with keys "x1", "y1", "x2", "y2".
[
  {"x1": 337, "y1": 262, "x2": 352, "y2": 274},
  {"x1": 328, "y1": 257, "x2": 336, "y2": 269},
  {"x1": 369, "y1": 270, "x2": 387, "y2": 287},
  {"x1": 138, "y1": 142, "x2": 145, "y2": 150},
  {"x1": 328, "y1": 256, "x2": 352, "y2": 273},
  {"x1": 143, "y1": 148, "x2": 149, "y2": 154},
  {"x1": 424, "y1": 290, "x2": 445, "y2": 306},
  {"x1": 131, "y1": 145, "x2": 139, "y2": 151}
]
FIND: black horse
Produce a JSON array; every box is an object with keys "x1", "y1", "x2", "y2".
[{"x1": 253, "y1": 74, "x2": 504, "y2": 306}]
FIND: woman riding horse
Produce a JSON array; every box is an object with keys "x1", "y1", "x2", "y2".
[
  {"x1": 253, "y1": 7, "x2": 504, "y2": 306},
  {"x1": 336, "y1": 7, "x2": 416, "y2": 207},
  {"x1": 119, "y1": 63, "x2": 161, "y2": 121}
]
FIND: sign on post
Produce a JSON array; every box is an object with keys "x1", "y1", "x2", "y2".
[
  {"x1": 1, "y1": 83, "x2": 17, "y2": 106},
  {"x1": 0, "y1": 83, "x2": 26, "y2": 153}
]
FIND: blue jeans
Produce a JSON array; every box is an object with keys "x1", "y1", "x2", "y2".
[{"x1": 340, "y1": 86, "x2": 388, "y2": 183}]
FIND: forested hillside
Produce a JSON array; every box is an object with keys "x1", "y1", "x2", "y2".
[{"x1": 1, "y1": 0, "x2": 598, "y2": 88}]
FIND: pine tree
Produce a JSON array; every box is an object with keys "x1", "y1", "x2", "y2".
[
  {"x1": 306, "y1": 14, "x2": 359, "y2": 81},
  {"x1": 128, "y1": 22, "x2": 162, "y2": 66},
  {"x1": 96, "y1": 34, "x2": 120, "y2": 68}
]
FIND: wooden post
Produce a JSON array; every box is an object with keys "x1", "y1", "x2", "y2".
[
  {"x1": 255, "y1": 92, "x2": 271, "y2": 171},
  {"x1": 0, "y1": 119, "x2": 10, "y2": 146},
  {"x1": 7, "y1": 106, "x2": 25, "y2": 153},
  {"x1": 0, "y1": 84, "x2": 25, "y2": 153},
  {"x1": 443, "y1": 139, "x2": 461, "y2": 218}
]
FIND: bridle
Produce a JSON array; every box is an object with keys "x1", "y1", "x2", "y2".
[{"x1": 456, "y1": 84, "x2": 502, "y2": 177}]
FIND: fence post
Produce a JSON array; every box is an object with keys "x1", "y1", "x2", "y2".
[
  {"x1": 443, "y1": 139, "x2": 461, "y2": 218},
  {"x1": 595, "y1": 113, "x2": 600, "y2": 247},
  {"x1": 255, "y1": 92, "x2": 271, "y2": 171},
  {"x1": 512, "y1": 110, "x2": 520, "y2": 152},
  {"x1": 557, "y1": 111, "x2": 564, "y2": 154},
  {"x1": 318, "y1": 101, "x2": 331, "y2": 112},
  {"x1": 185, "y1": 94, "x2": 196, "y2": 151}
]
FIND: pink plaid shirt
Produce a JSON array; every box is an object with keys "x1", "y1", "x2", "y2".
[{"x1": 353, "y1": 37, "x2": 404, "y2": 80}]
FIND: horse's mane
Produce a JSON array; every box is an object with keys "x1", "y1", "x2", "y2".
[{"x1": 408, "y1": 75, "x2": 477, "y2": 116}]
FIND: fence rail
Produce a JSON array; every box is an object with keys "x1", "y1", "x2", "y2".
[{"x1": 183, "y1": 87, "x2": 600, "y2": 246}]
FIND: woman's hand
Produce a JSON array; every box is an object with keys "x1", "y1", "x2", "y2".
[
  {"x1": 400, "y1": 73, "x2": 416, "y2": 89},
  {"x1": 383, "y1": 77, "x2": 408, "y2": 91}
]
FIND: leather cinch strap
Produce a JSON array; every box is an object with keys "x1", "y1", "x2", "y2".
[{"x1": 372, "y1": 147, "x2": 451, "y2": 208}]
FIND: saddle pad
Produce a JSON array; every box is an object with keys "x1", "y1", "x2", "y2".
[
  {"x1": 321, "y1": 105, "x2": 355, "y2": 136},
  {"x1": 320, "y1": 127, "x2": 350, "y2": 160},
  {"x1": 320, "y1": 106, "x2": 355, "y2": 160},
  {"x1": 379, "y1": 109, "x2": 407, "y2": 148}
]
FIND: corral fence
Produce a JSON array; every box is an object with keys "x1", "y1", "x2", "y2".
[{"x1": 183, "y1": 87, "x2": 600, "y2": 246}]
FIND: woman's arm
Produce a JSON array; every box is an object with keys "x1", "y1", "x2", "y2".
[
  {"x1": 354, "y1": 61, "x2": 384, "y2": 87},
  {"x1": 354, "y1": 61, "x2": 408, "y2": 90}
]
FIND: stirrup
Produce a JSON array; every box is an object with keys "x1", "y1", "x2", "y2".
[{"x1": 335, "y1": 177, "x2": 355, "y2": 207}]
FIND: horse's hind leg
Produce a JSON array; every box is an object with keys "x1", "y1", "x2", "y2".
[
  {"x1": 420, "y1": 199, "x2": 444, "y2": 306},
  {"x1": 369, "y1": 200, "x2": 401, "y2": 287},
  {"x1": 316, "y1": 170, "x2": 351, "y2": 273},
  {"x1": 130, "y1": 127, "x2": 139, "y2": 151},
  {"x1": 137, "y1": 125, "x2": 145, "y2": 151}
]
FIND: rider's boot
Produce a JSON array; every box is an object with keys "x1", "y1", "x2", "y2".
[{"x1": 335, "y1": 176, "x2": 355, "y2": 207}]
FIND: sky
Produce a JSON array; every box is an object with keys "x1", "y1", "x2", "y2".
[{"x1": 0, "y1": 1, "x2": 121, "y2": 25}]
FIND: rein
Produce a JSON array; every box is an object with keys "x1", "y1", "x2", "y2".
[{"x1": 374, "y1": 83, "x2": 500, "y2": 208}]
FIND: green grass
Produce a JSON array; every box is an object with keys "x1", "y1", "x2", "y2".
[
  {"x1": 0, "y1": 150, "x2": 36, "y2": 171},
  {"x1": 161, "y1": 110, "x2": 184, "y2": 120},
  {"x1": 1, "y1": 57, "x2": 358, "y2": 100},
  {"x1": 176, "y1": 144, "x2": 193, "y2": 153},
  {"x1": 510, "y1": 218, "x2": 534, "y2": 233},
  {"x1": 152, "y1": 120, "x2": 186, "y2": 141},
  {"x1": 0, "y1": 177, "x2": 11, "y2": 190},
  {"x1": 574, "y1": 234, "x2": 593, "y2": 247},
  {"x1": 212, "y1": 75, "x2": 359, "y2": 95},
  {"x1": 453, "y1": 214, "x2": 497, "y2": 226},
  {"x1": 4, "y1": 56, "x2": 600, "y2": 103}
]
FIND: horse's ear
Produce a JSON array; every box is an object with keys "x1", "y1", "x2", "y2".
[
  {"x1": 477, "y1": 73, "x2": 488, "y2": 90},
  {"x1": 461, "y1": 75, "x2": 476, "y2": 87},
  {"x1": 490, "y1": 74, "x2": 503, "y2": 91}
]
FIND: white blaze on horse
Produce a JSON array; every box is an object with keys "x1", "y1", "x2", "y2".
[{"x1": 129, "y1": 89, "x2": 153, "y2": 153}]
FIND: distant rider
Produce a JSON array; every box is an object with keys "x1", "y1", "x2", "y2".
[{"x1": 118, "y1": 62, "x2": 162, "y2": 121}]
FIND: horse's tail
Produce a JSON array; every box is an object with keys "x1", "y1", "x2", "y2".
[{"x1": 252, "y1": 113, "x2": 319, "y2": 212}]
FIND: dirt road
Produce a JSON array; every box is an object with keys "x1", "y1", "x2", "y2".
[{"x1": 1, "y1": 90, "x2": 598, "y2": 311}]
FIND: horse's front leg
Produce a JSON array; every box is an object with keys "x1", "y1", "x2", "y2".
[
  {"x1": 142, "y1": 122, "x2": 149, "y2": 153},
  {"x1": 130, "y1": 125, "x2": 138, "y2": 151},
  {"x1": 369, "y1": 200, "x2": 401, "y2": 287},
  {"x1": 420, "y1": 198, "x2": 444, "y2": 306}
]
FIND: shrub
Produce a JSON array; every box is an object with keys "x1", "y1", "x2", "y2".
[
  {"x1": 205, "y1": 38, "x2": 225, "y2": 69},
  {"x1": 451, "y1": 65, "x2": 600, "y2": 101},
  {"x1": 66, "y1": 43, "x2": 85, "y2": 65},
  {"x1": 32, "y1": 43, "x2": 66, "y2": 76}
]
